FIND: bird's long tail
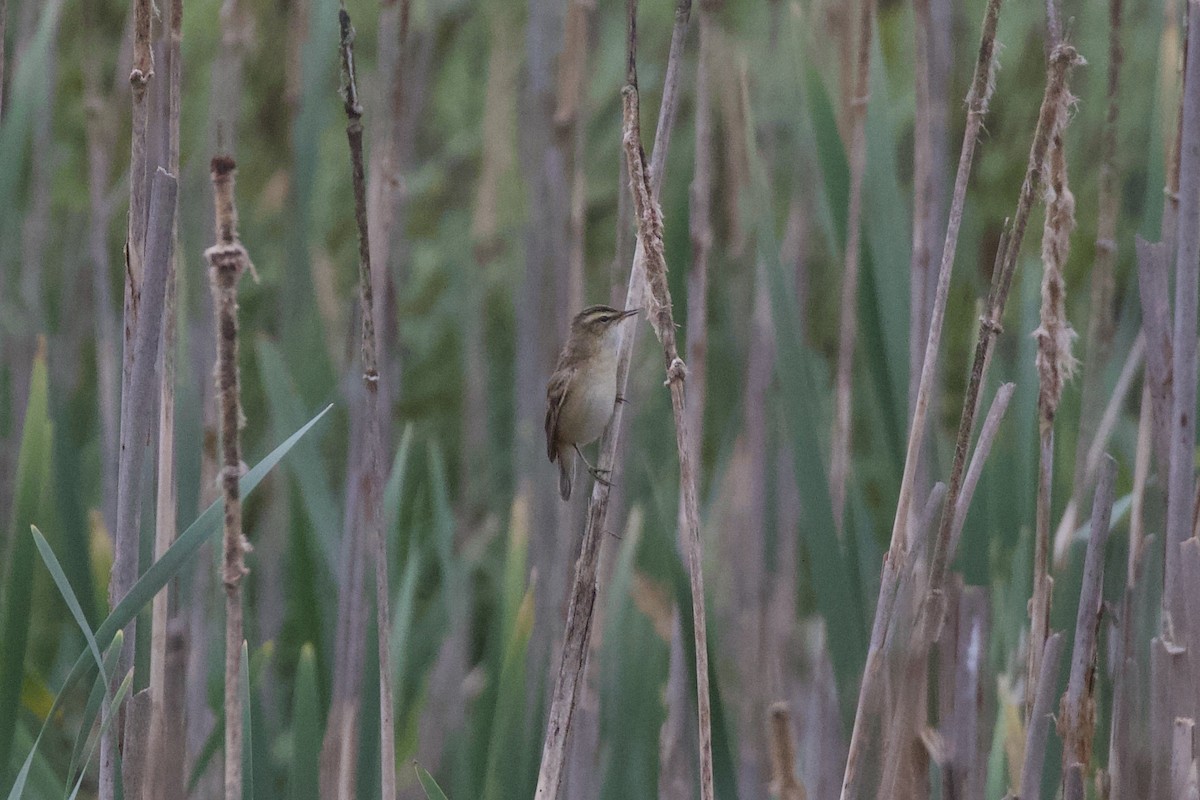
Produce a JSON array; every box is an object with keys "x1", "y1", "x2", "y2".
[{"x1": 558, "y1": 448, "x2": 575, "y2": 501}]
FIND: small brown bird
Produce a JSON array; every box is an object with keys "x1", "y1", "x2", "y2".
[{"x1": 545, "y1": 305, "x2": 640, "y2": 500}]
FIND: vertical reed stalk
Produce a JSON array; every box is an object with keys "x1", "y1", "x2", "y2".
[
  {"x1": 145, "y1": 0, "x2": 184, "y2": 795},
  {"x1": 206, "y1": 155, "x2": 251, "y2": 800},
  {"x1": 1029, "y1": 52, "x2": 1080, "y2": 715},
  {"x1": 339, "y1": 11, "x2": 396, "y2": 799},
  {"x1": 101, "y1": 0, "x2": 156, "y2": 793},
  {"x1": 532, "y1": 2, "x2": 692, "y2": 797},
  {"x1": 829, "y1": 0, "x2": 872, "y2": 534},
  {"x1": 621, "y1": 66, "x2": 714, "y2": 800}
]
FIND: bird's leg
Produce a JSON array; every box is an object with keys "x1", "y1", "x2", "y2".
[{"x1": 574, "y1": 443, "x2": 612, "y2": 486}]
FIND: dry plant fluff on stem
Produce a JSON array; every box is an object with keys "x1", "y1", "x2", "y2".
[{"x1": 205, "y1": 154, "x2": 253, "y2": 800}]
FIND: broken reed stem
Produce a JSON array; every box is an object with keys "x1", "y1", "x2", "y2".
[
  {"x1": 1059, "y1": 455, "x2": 1116, "y2": 775},
  {"x1": 146, "y1": 0, "x2": 185, "y2": 794},
  {"x1": 339, "y1": 11, "x2": 396, "y2": 800},
  {"x1": 948, "y1": 382, "x2": 1016, "y2": 559},
  {"x1": 621, "y1": 75, "x2": 714, "y2": 800},
  {"x1": 832, "y1": 15, "x2": 876, "y2": 491},
  {"x1": 1165, "y1": 0, "x2": 1200, "y2": 634},
  {"x1": 829, "y1": 0, "x2": 872, "y2": 534},
  {"x1": 1029, "y1": 61, "x2": 1080, "y2": 716},
  {"x1": 837, "y1": 3, "x2": 1001, "y2": 795},
  {"x1": 1018, "y1": 632, "x2": 1064, "y2": 799},
  {"x1": 767, "y1": 703, "x2": 807, "y2": 800},
  {"x1": 532, "y1": 2, "x2": 691, "y2": 797},
  {"x1": 206, "y1": 155, "x2": 250, "y2": 800},
  {"x1": 1052, "y1": 333, "x2": 1144, "y2": 565}
]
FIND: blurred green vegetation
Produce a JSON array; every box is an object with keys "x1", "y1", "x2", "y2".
[{"x1": 0, "y1": 0, "x2": 1176, "y2": 795}]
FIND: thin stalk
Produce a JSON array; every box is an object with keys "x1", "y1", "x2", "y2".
[
  {"x1": 837, "y1": 3, "x2": 1002, "y2": 794},
  {"x1": 829, "y1": 0, "x2": 873, "y2": 533},
  {"x1": 532, "y1": 0, "x2": 693, "y2": 796},
  {"x1": 145, "y1": 0, "x2": 184, "y2": 794},
  {"x1": 661, "y1": 4, "x2": 714, "y2": 795},
  {"x1": 339, "y1": 11, "x2": 396, "y2": 799},
  {"x1": 205, "y1": 156, "x2": 250, "y2": 800},
  {"x1": 621, "y1": 72, "x2": 713, "y2": 800},
  {"x1": 1029, "y1": 54, "x2": 1081, "y2": 714}
]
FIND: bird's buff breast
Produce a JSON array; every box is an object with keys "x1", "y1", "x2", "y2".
[{"x1": 559, "y1": 353, "x2": 619, "y2": 447}]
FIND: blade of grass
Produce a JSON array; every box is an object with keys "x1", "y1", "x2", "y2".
[{"x1": 415, "y1": 763, "x2": 450, "y2": 800}]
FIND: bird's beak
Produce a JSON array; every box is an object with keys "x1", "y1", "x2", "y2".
[{"x1": 619, "y1": 308, "x2": 640, "y2": 321}]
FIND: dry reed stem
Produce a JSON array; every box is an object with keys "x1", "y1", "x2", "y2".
[
  {"x1": 1165, "y1": 0, "x2": 1200, "y2": 635},
  {"x1": 621, "y1": 68, "x2": 714, "y2": 800},
  {"x1": 829, "y1": 0, "x2": 873, "y2": 534},
  {"x1": 660, "y1": 6, "x2": 715, "y2": 794},
  {"x1": 532, "y1": 1, "x2": 692, "y2": 796},
  {"x1": 206, "y1": 155, "x2": 250, "y2": 800},
  {"x1": 102, "y1": 167, "x2": 177, "y2": 800},
  {"x1": 1058, "y1": 455, "x2": 1116, "y2": 773},
  {"x1": 1018, "y1": 632, "x2": 1064, "y2": 799},
  {"x1": 1052, "y1": 334, "x2": 1144, "y2": 565},
  {"x1": 948, "y1": 382, "x2": 1015, "y2": 559},
  {"x1": 145, "y1": 0, "x2": 185, "y2": 794},
  {"x1": 102, "y1": 0, "x2": 158, "y2": 793},
  {"x1": 1029, "y1": 60, "x2": 1080, "y2": 716},
  {"x1": 339, "y1": 11, "x2": 397, "y2": 799},
  {"x1": 837, "y1": 3, "x2": 1002, "y2": 794},
  {"x1": 767, "y1": 703, "x2": 807, "y2": 800}
]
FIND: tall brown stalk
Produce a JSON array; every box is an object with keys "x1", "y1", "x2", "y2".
[
  {"x1": 206, "y1": 155, "x2": 251, "y2": 800},
  {"x1": 532, "y1": 2, "x2": 693, "y2": 797},
  {"x1": 1028, "y1": 48, "x2": 1080, "y2": 715},
  {"x1": 338, "y1": 11, "x2": 397, "y2": 799},
  {"x1": 621, "y1": 56, "x2": 714, "y2": 800}
]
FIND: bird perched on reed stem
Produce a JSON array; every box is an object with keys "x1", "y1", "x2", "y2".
[{"x1": 545, "y1": 305, "x2": 640, "y2": 500}]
